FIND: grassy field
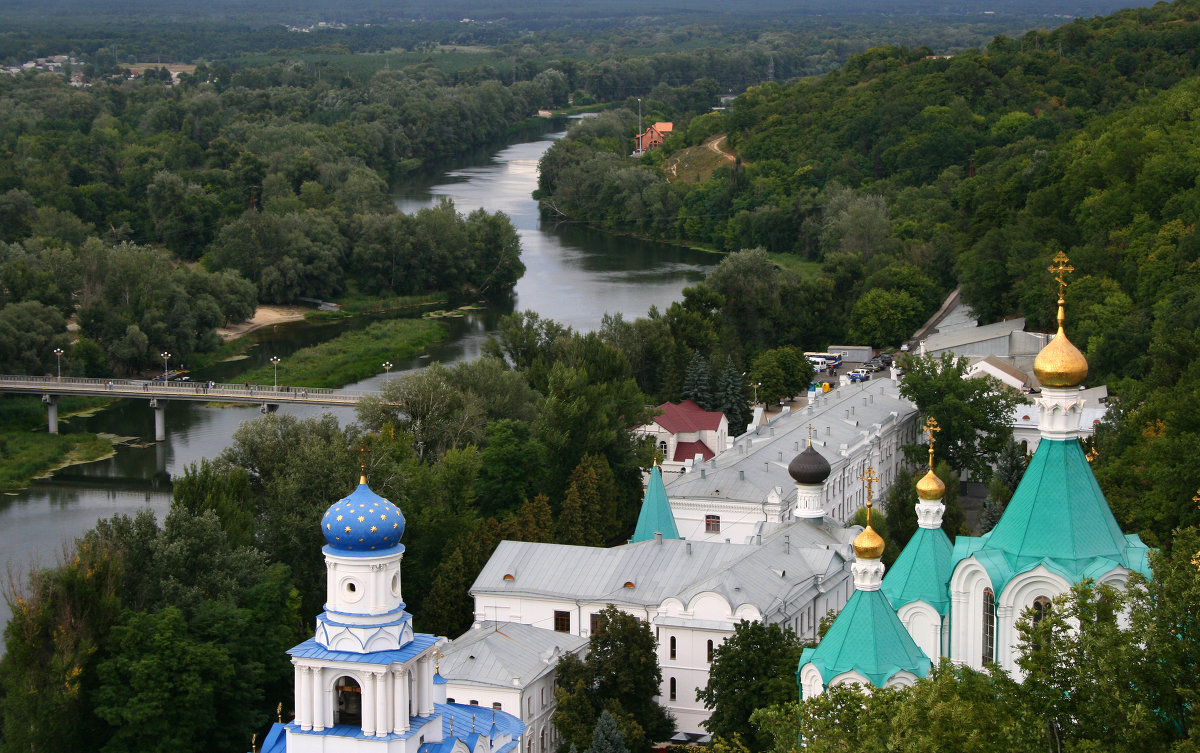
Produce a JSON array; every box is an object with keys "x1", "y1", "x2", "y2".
[
  {"x1": 768, "y1": 253, "x2": 823, "y2": 279},
  {"x1": 237, "y1": 317, "x2": 447, "y2": 388},
  {"x1": 0, "y1": 431, "x2": 114, "y2": 491}
]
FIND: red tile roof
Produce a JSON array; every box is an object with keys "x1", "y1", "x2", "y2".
[
  {"x1": 673, "y1": 440, "x2": 715, "y2": 462},
  {"x1": 654, "y1": 400, "x2": 724, "y2": 434}
]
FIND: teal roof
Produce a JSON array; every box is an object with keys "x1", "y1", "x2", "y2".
[
  {"x1": 881, "y1": 526, "x2": 954, "y2": 614},
  {"x1": 629, "y1": 466, "x2": 680, "y2": 543},
  {"x1": 952, "y1": 438, "x2": 1150, "y2": 594},
  {"x1": 798, "y1": 588, "x2": 930, "y2": 689}
]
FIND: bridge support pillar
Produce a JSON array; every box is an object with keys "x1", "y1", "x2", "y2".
[
  {"x1": 150, "y1": 399, "x2": 167, "y2": 442},
  {"x1": 260, "y1": 403, "x2": 278, "y2": 414},
  {"x1": 42, "y1": 394, "x2": 59, "y2": 434}
]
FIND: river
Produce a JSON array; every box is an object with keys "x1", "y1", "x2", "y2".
[{"x1": 0, "y1": 129, "x2": 718, "y2": 634}]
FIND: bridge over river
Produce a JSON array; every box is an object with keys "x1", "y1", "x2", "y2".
[{"x1": 0, "y1": 375, "x2": 382, "y2": 440}]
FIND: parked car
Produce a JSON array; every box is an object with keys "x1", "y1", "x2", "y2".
[
  {"x1": 878, "y1": 353, "x2": 894, "y2": 366},
  {"x1": 849, "y1": 368, "x2": 871, "y2": 383}
]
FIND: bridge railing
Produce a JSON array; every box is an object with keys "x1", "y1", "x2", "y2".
[{"x1": 0, "y1": 374, "x2": 377, "y2": 402}]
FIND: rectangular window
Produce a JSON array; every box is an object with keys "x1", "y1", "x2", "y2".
[
  {"x1": 705, "y1": 515, "x2": 720, "y2": 533},
  {"x1": 493, "y1": 702, "x2": 503, "y2": 710},
  {"x1": 590, "y1": 613, "x2": 601, "y2": 636},
  {"x1": 554, "y1": 610, "x2": 571, "y2": 633}
]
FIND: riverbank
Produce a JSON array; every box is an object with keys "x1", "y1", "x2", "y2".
[
  {"x1": 216, "y1": 305, "x2": 310, "y2": 341},
  {"x1": 235, "y1": 317, "x2": 447, "y2": 388}
]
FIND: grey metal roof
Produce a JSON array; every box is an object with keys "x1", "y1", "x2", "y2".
[
  {"x1": 471, "y1": 518, "x2": 855, "y2": 619},
  {"x1": 439, "y1": 622, "x2": 586, "y2": 689},
  {"x1": 665, "y1": 378, "x2": 916, "y2": 506},
  {"x1": 922, "y1": 317, "x2": 1026, "y2": 353}
]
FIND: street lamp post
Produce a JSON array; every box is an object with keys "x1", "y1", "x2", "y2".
[
  {"x1": 383, "y1": 361, "x2": 393, "y2": 385},
  {"x1": 161, "y1": 352, "x2": 170, "y2": 381},
  {"x1": 270, "y1": 356, "x2": 281, "y2": 389},
  {"x1": 53, "y1": 348, "x2": 63, "y2": 380}
]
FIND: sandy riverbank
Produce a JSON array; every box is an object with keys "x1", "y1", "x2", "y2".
[{"x1": 216, "y1": 305, "x2": 309, "y2": 341}]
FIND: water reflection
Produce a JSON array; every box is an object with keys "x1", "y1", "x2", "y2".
[{"x1": 0, "y1": 128, "x2": 717, "y2": 635}]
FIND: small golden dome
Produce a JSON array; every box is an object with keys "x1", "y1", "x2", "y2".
[
  {"x1": 916, "y1": 468, "x2": 945, "y2": 501},
  {"x1": 853, "y1": 524, "x2": 886, "y2": 560},
  {"x1": 1034, "y1": 303, "x2": 1088, "y2": 388}
]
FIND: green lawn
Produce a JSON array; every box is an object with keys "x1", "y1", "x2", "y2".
[{"x1": 237, "y1": 317, "x2": 447, "y2": 388}]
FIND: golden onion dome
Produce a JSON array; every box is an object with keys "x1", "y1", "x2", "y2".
[
  {"x1": 1034, "y1": 303, "x2": 1089, "y2": 388},
  {"x1": 916, "y1": 468, "x2": 945, "y2": 501},
  {"x1": 853, "y1": 524, "x2": 886, "y2": 560}
]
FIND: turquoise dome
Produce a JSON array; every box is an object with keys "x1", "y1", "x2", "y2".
[{"x1": 322, "y1": 481, "x2": 405, "y2": 552}]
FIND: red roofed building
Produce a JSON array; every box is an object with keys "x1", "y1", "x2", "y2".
[
  {"x1": 634, "y1": 122, "x2": 673, "y2": 153},
  {"x1": 637, "y1": 400, "x2": 729, "y2": 471}
]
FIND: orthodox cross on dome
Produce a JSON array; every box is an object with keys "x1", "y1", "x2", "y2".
[
  {"x1": 807, "y1": 424, "x2": 815, "y2": 447},
  {"x1": 1049, "y1": 250, "x2": 1074, "y2": 300},
  {"x1": 358, "y1": 444, "x2": 371, "y2": 483},
  {"x1": 434, "y1": 647, "x2": 444, "y2": 673},
  {"x1": 923, "y1": 416, "x2": 940, "y2": 470},
  {"x1": 1049, "y1": 251, "x2": 1075, "y2": 329},
  {"x1": 859, "y1": 464, "x2": 880, "y2": 523}
]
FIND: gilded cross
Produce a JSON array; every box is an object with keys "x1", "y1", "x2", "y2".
[
  {"x1": 434, "y1": 647, "x2": 445, "y2": 673},
  {"x1": 923, "y1": 416, "x2": 941, "y2": 470},
  {"x1": 859, "y1": 464, "x2": 880, "y2": 527},
  {"x1": 859, "y1": 464, "x2": 879, "y2": 508},
  {"x1": 806, "y1": 424, "x2": 814, "y2": 446},
  {"x1": 1049, "y1": 250, "x2": 1074, "y2": 300}
]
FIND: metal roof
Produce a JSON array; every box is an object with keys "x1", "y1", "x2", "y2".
[
  {"x1": 665, "y1": 379, "x2": 917, "y2": 505},
  {"x1": 953, "y1": 438, "x2": 1150, "y2": 594},
  {"x1": 439, "y1": 622, "x2": 586, "y2": 689},
  {"x1": 472, "y1": 519, "x2": 855, "y2": 618},
  {"x1": 630, "y1": 465, "x2": 681, "y2": 543},
  {"x1": 922, "y1": 317, "x2": 1027, "y2": 353},
  {"x1": 798, "y1": 587, "x2": 931, "y2": 687}
]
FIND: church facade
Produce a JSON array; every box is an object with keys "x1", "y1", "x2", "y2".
[
  {"x1": 799, "y1": 254, "x2": 1151, "y2": 698},
  {"x1": 257, "y1": 476, "x2": 526, "y2": 753}
]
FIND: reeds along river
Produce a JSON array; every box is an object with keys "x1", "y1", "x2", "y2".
[{"x1": 0, "y1": 128, "x2": 718, "y2": 636}]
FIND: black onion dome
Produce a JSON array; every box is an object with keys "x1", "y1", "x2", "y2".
[{"x1": 788, "y1": 445, "x2": 831, "y2": 485}]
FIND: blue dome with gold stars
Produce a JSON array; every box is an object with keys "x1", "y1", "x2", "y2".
[{"x1": 322, "y1": 479, "x2": 405, "y2": 553}]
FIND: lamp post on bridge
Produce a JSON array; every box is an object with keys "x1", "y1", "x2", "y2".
[
  {"x1": 383, "y1": 361, "x2": 392, "y2": 385},
  {"x1": 270, "y1": 356, "x2": 281, "y2": 389},
  {"x1": 53, "y1": 348, "x2": 63, "y2": 380},
  {"x1": 161, "y1": 351, "x2": 170, "y2": 381}
]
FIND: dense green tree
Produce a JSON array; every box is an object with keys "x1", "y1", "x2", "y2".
[
  {"x1": 0, "y1": 300, "x2": 70, "y2": 375},
  {"x1": 715, "y1": 356, "x2": 751, "y2": 435},
  {"x1": 898, "y1": 353, "x2": 1026, "y2": 479},
  {"x1": 682, "y1": 352, "x2": 714, "y2": 409},
  {"x1": 553, "y1": 606, "x2": 675, "y2": 753},
  {"x1": 848, "y1": 288, "x2": 925, "y2": 348},
  {"x1": 589, "y1": 710, "x2": 631, "y2": 753},
  {"x1": 697, "y1": 621, "x2": 804, "y2": 749},
  {"x1": 882, "y1": 467, "x2": 918, "y2": 552}
]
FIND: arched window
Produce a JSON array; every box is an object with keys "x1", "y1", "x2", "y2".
[
  {"x1": 981, "y1": 588, "x2": 995, "y2": 665},
  {"x1": 1032, "y1": 595, "x2": 1052, "y2": 626},
  {"x1": 707, "y1": 639, "x2": 714, "y2": 663},
  {"x1": 669, "y1": 677, "x2": 677, "y2": 701},
  {"x1": 334, "y1": 676, "x2": 362, "y2": 727},
  {"x1": 659, "y1": 440, "x2": 668, "y2": 454},
  {"x1": 669, "y1": 636, "x2": 676, "y2": 659}
]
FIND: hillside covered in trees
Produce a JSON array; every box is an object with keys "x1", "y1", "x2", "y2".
[
  {"x1": 4, "y1": 2, "x2": 1200, "y2": 751},
  {"x1": 540, "y1": 0, "x2": 1200, "y2": 546}
]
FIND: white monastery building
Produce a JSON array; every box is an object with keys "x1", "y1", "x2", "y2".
[{"x1": 663, "y1": 377, "x2": 920, "y2": 543}]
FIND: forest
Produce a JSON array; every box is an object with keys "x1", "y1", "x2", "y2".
[{"x1": 4, "y1": 0, "x2": 1200, "y2": 751}]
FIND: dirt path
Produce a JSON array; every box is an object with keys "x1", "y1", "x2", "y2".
[
  {"x1": 216, "y1": 305, "x2": 309, "y2": 341},
  {"x1": 707, "y1": 135, "x2": 737, "y2": 163}
]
